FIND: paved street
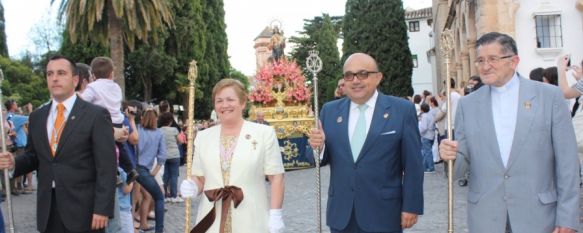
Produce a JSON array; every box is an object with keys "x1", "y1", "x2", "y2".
[{"x1": 2, "y1": 163, "x2": 582, "y2": 232}]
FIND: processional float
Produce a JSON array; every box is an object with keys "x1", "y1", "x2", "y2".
[
  {"x1": 440, "y1": 29, "x2": 455, "y2": 233},
  {"x1": 184, "y1": 60, "x2": 198, "y2": 233},
  {"x1": 0, "y1": 69, "x2": 15, "y2": 233},
  {"x1": 306, "y1": 50, "x2": 323, "y2": 233}
]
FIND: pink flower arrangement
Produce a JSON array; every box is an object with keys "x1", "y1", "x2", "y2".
[{"x1": 250, "y1": 59, "x2": 311, "y2": 104}]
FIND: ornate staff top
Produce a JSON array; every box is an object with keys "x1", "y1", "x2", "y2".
[
  {"x1": 306, "y1": 50, "x2": 323, "y2": 74},
  {"x1": 188, "y1": 60, "x2": 198, "y2": 83},
  {"x1": 440, "y1": 29, "x2": 455, "y2": 58}
]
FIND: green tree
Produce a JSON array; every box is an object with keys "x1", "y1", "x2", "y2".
[
  {"x1": 0, "y1": 1, "x2": 8, "y2": 57},
  {"x1": 228, "y1": 68, "x2": 250, "y2": 90},
  {"x1": 0, "y1": 57, "x2": 50, "y2": 107},
  {"x1": 165, "y1": 0, "x2": 206, "y2": 120},
  {"x1": 342, "y1": 0, "x2": 413, "y2": 97},
  {"x1": 195, "y1": 0, "x2": 230, "y2": 119},
  {"x1": 125, "y1": 42, "x2": 177, "y2": 102},
  {"x1": 53, "y1": 0, "x2": 174, "y2": 96},
  {"x1": 60, "y1": 29, "x2": 108, "y2": 64},
  {"x1": 290, "y1": 14, "x2": 342, "y2": 107}
]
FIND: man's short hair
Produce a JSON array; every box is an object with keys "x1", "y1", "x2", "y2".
[
  {"x1": 476, "y1": 32, "x2": 518, "y2": 55},
  {"x1": 90, "y1": 57, "x2": 114, "y2": 80},
  {"x1": 48, "y1": 55, "x2": 78, "y2": 76}
]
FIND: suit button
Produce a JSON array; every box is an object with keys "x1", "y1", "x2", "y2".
[
  {"x1": 503, "y1": 196, "x2": 507, "y2": 200},
  {"x1": 353, "y1": 165, "x2": 357, "y2": 169}
]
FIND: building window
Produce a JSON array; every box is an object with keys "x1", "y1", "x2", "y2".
[
  {"x1": 409, "y1": 21, "x2": 420, "y2": 32},
  {"x1": 535, "y1": 14, "x2": 563, "y2": 48},
  {"x1": 412, "y1": 54, "x2": 418, "y2": 68}
]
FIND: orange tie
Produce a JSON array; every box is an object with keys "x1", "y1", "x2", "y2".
[{"x1": 50, "y1": 103, "x2": 65, "y2": 156}]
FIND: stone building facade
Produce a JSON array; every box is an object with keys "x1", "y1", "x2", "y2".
[{"x1": 433, "y1": 0, "x2": 583, "y2": 91}]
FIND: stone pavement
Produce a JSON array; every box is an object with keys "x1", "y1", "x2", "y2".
[{"x1": 2, "y1": 163, "x2": 582, "y2": 232}]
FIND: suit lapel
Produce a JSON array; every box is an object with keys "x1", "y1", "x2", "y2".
[
  {"x1": 335, "y1": 99, "x2": 352, "y2": 162},
  {"x1": 477, "y1": 86, "x2": 506, "y2": 170},
  {"x1": 36, "y1": 103, "x2": 52, "y2": 160},
  {"x1": 356, "y1": 94, "x2": 391, "y2": 163},
  {"x1": 506, "y1": 78, "x2": 536, "y2": 171},
  {"x1": 54, "y1": 97, "x2": 86, "y2": 158}
]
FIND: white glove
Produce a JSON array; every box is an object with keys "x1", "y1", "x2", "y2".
[
  {"x1": 180, "y1": 179, "x2": 199, "y2": 198},
  {"x1": 268, "y1": 209, "x2": 285, "y2": 233}
]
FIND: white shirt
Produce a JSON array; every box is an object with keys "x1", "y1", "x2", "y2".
[
  {"x1": 348, "y1": 91, "x2": 378, "y2": 143},
  {"x1": 46, "y1": 94, "x2": 77, "y2": 142},
  {"x1": 46, "y1": 94, "x2": 77, "y2": 188},
  {"x1": 491, "y1": 73, "x2": 520, "y2": 167},
  {"x1": 81, "y1": 79, "x2": 124, "y2": 124},
  {"x1": 440, "y1": 90, "x2": 461, "y2": 130}
]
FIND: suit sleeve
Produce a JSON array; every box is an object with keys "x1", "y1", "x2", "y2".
[
  {"x1": 319, "y1": 104, "x2": 331, "y2": 167},
  {"x1": 14, "y1": 112, "x2": 39, "y2": 177},
  {"x1": 400, "y1": 103, "x2": 424, "y2": 215},
  {"x1": 91, "y1": 108, "x2": 117, "y2": 217},
  {"x1": 453, "y1": 99, "x2": 470, "y2": 180},
  {"x1": 550, "y1": 88, "x2": 581, "y2": 229}
]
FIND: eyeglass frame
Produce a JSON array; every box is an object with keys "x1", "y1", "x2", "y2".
[
  {"x1": 342, "y1": 70, "x2": 380, "y2": 81},
  {"x1": 474, "y1": 55, "x2": 515, "y2": 67}
]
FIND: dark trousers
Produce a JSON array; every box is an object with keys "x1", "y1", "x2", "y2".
[
  {"x1": 162, "y1": 158, "x2": 180, "y2": 198},
  {"x1": 136, "y1": 166, "x2": 165, "y2": 232},
  {"x1": 44, "y1": 190, "x2": 104, "y2": 233},
  {"x1": 112, "y1": 124, "x2": 135, "y2": 174},
  {"x1": 116, "y1": 142, "x2": 135, "y2": 173},
  {"x1": 330, "y1": 209, "x2": 401, "y2": 233}
]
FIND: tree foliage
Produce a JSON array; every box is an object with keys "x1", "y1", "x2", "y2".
[
  {"x1": 342, "y1": 0, "x2": 413, "y2": 97},
  {"x1": 194, "y1": 0, "x2": 230, "y2": 119},
  {"x1": 290, "y1": 14, "x2": 342, "y2": 107},
  {"x1": 0, "y1": 56, "x2": 50, "y2": 107},
  {"x1": 54, "y1": 0, "x2": 174, "y2": 94},
  {"x1": 0, "y1": 1, "x2": 8, "y2": 57}
]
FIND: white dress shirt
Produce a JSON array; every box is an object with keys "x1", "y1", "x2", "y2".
[
  {"x1": 491, "y1": 73, "x2": 520, "y2": 167},
  {"x1": 46, "y1": 94, "x2": 77, "y2": 188},
  {"x1": 81, "y1": 78, "x2": 124, "y2": 124},
  {"x1": 348, "y1": 91, "x2": 378, "y2": 143},
  {"x1": 47, "y1": 94, "x2": 77, "y2": 142}
]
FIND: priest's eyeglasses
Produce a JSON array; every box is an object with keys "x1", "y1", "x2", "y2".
[
  {"x1": 474, "y1": 55, "x2": 514, "y2": 66},
  {"x1": 343, "y1": 71, "x2": 379, "y2": 81}
]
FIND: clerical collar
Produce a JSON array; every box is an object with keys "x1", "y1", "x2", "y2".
[{"x1": 491, "y1": 73, "x2": 519, "y2": 93}]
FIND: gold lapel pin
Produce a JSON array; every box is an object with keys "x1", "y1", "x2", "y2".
[
  {"x1": 524, "y1": 101, "x2": 531, "y2": 110},
  {"x1": 337, "y1": 116, "x2": 342, "y2": 123},
  {"x1": 384, "y1": 113, "x2": 389, "y2": 119},
  {"x1": 71, "y1": 116, "x2": 75, "y2": 120},
  {"x1": 245, "y1": 134, "x2": 251, "y2": 140},
  {"x1": 252, "y1": 140, "x2": 258, "y2": 150}
]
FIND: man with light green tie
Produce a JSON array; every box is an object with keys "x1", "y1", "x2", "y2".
[{"x1": 309, "y1": 53, "x2": 424, "y2": 233}]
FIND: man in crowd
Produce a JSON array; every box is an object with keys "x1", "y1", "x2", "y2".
[
  {"x1": 0, "y1": 55, "x2": 117, "y2": 233},
  {"x1": 439, "y1": 32, "x2": 580, "y2": 233},
  {"x1": 309, "y1": 52, "x2": 424, "y2": 233}
]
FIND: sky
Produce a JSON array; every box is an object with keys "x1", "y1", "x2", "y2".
[{"x1": 4, "y1": 0, "x2": 431, "y2": 75}]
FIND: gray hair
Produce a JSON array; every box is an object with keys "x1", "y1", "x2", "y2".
[{"x1": 476, "y1": 32, "x2": 518, "y2": 55}]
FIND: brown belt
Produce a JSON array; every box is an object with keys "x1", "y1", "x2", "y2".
[{"x1": 191, "y1": 186, "x2": 244, "y2": 233}]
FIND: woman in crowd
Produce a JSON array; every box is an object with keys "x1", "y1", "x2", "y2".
[
  {"x1": 136, "y1": 109, "x2": 166, "y2": 233},
  {"x1": 180, "y1": 78, "x2": 285, "y2": 233},
  {"x1": 160, "y1": 112, "x2": 184, "y2": 203}
]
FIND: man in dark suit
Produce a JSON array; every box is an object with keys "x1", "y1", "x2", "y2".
[
  {"x1": 309, "y1": 53, "x2": 424, "y2": 233},
  {"x1": 254, "y1": 111, "x2": 270, "y2": 125},
  {"x1": 0, "y1": 55, "x2": 117, "y2": 233}
]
